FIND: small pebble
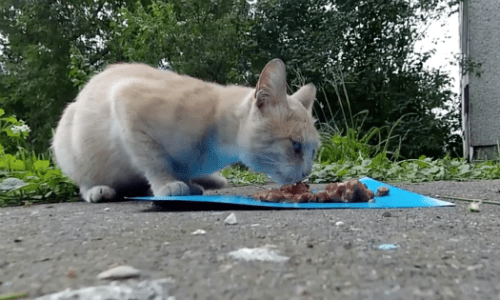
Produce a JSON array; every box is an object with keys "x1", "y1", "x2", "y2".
[
  {"x1": 191, "y1": 229, "x2": 206, "y2": 235},
  {"x1": 224, "y1": 213, "x2": 238, "y2": 225},
  {"x1": 67, "y1": 269, "x2": 77, "y2": 278},
  {"x1": 382, "y1": 212, "x2": 391, "y2": 217},
  {"x1": 335, "y1": 221, "x2": 344, "y2": 226},
  {"x1": 442, "y1": 287, "x2": 455, "y2": 297},
  {"x1": 466, "y1": 264, "x2": 483, "y2": 271},
  {"x1": 104, "y1": 207, "x2": 110, "y2": 211},
  {"x1": 97, "y1": 265, "x2": 141, "y2": 280},
  {"x1": 468, "y1": 201, "x2": 481, "y2": 212}
]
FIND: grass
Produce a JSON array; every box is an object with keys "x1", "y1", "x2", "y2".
[
  {"x1": 220, "y1": 163, "x2": 268, "y2": 186},
  {"x1": 0, "y1": 109, "x2": 79, "y2": 207},
  {"x1": 220, "y1": 146, "x2": 500, "y2": 186}
]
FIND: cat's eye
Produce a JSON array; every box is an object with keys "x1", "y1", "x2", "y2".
[{"x1": 292, "y1": 141, "x2": 302, "y2": 154}]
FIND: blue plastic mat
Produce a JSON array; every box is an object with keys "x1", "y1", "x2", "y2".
[{"x1": 129, "y1": 177, "x2": 455, "y2": 209}]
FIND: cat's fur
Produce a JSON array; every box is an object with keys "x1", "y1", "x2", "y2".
[{"x1": 52, "y1": 58, "x2": 320, "y2": 202}]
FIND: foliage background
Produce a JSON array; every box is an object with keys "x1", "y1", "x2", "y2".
[{"x1": 0, "y1": 0, "x2": 461, "y2": 159}]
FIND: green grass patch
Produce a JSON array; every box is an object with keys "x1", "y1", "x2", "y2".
[
  {"x1": 0, "y1": 109, "x2": 79, "y2": 207},
  {"x1": 220, "y1": 163, "x2": 268, "y2": 186},
  {"x1": 221, "y1": 149, "x2": 500, "y2": 187},
  {"x1": 309, "y1": 154, "x2": 500, "y2": 184}
]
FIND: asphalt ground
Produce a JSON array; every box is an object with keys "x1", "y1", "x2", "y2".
[{"x1": 1, "y1": 180, "x2": 500, "y2": 299}]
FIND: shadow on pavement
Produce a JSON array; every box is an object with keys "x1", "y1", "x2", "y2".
[{"x1": 141, "y1": 201, "x2": 281, "y2": 212}]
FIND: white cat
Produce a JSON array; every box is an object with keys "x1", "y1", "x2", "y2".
[{"x1": 52, "y1": 58, "x2": 320, "y2": 202}]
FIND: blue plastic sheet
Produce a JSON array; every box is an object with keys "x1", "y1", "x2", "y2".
[{"x1": 129, "y1": 177, "x2": 455, "y2": 209}]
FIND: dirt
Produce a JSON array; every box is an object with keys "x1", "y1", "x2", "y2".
[{"x1": 1, "y1": 180, "x2": 500, "y2": 299}]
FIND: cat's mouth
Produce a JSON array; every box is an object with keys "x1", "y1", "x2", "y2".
[{"x1": 273, "y1": 171, "x2": 300, "y2": 186}]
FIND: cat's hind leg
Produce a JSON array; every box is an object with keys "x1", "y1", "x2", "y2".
[
  {"x1": 191, "y1": 173, "x2": 228, "y2": 190},
  {"x1": 81, "y1": 186, "x2": 117, "y2": 203}
]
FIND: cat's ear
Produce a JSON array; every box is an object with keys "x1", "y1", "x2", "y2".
[
  {"x1": 292, "y1": 83, "x2": 317, "y2": 114},
  {"x1": 254, "y1": 59, "x2": 288, "y2": 114}
]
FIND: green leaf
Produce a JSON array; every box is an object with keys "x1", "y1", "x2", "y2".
[
  {"x1": 0, "y1": 177, "x2": 26, "y2": 191},
  {"x1": 428, "y1": 166, "x2": 440, "y2": 173},
  {"x1": 1, "y1": 116, "x2": 19, "y2": 124},
  {"x1": 10, "y1": 160, "x2": 26, "y2": 171},
  {"x1": 33, "y1": 160, "x2": 50, "y2": 171},
  {"x1": 5, "y1": 127, "x2": 21, "y2": 137},
  {"x1": 458, "y1": 164, "x2": 470, "y2": 174}
]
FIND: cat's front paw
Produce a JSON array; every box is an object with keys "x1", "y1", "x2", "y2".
[
  {"x1": 83, "y1": 186, "x2": 116, "y2": 203},
  {"x1": 153, "y1": 181, "x2": 192, "y2": 196}
]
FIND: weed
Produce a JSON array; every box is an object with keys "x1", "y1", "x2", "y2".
[{"x1": 0, "y1": 108, "x2": 79, "y2": 207}]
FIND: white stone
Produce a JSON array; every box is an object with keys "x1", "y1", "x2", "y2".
[
  {"x1": 104, "y1": 207, "x2": 110, "y2": 211},
  {"x1": 34, "y1": 278, "x2": 173, "y2": 300},
  {"x1": 224, "y1": 213, "x2": 238, "y2": 225},
  {"x1": 468, "y1": 201, "x2": 481, "y2": 212},
  {"x1": 335, "y1": 221, "x2": 344, "y2": 226},
  {"x1": 467, "y1": 264, "x2": 483, "y2": 271},
  {"x1": 97, "y1": 265, "x2": 141, "y2": 280},
  {"x1": 191, "y1": 229, "x2": 206, "y2": 235},
  {"x1": 228, "y1": 247, "x2": 289, "y2": 262}
]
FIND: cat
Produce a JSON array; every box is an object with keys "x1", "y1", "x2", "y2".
[{"x1": 52, "y1": 58, "x2": 320, "y2": 203}]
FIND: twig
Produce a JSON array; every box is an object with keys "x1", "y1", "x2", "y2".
[{"x1": 436, "y1": 195, "x2": 500, "y2": 206}]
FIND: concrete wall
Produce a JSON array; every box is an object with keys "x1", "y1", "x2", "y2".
[{"x1": 462, "y1": 0, "x2": 500, "y2": 160}]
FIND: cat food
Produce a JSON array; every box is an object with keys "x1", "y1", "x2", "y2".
[
  {"x1": 376, "y1": 186, "x2": 390, "y2": 197},
  {"x1": 252, "y1": 179, "x2": 379, "y2": 203},
  {"x1": 252, "y1": 182, "x2": 313, "y2": 203}
]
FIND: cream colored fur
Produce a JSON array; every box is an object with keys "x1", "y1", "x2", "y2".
[{"x1": 52, "y1": 59, "x2": 320, "y2": 202}]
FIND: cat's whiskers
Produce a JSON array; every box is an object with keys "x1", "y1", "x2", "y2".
[{"x1": 258, "y1": 156, "x2": 281, "y2": 166}]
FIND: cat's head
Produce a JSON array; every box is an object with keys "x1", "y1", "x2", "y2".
[{"x1": 238, "y1": 58, "x2": 320, "y2": 185}]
